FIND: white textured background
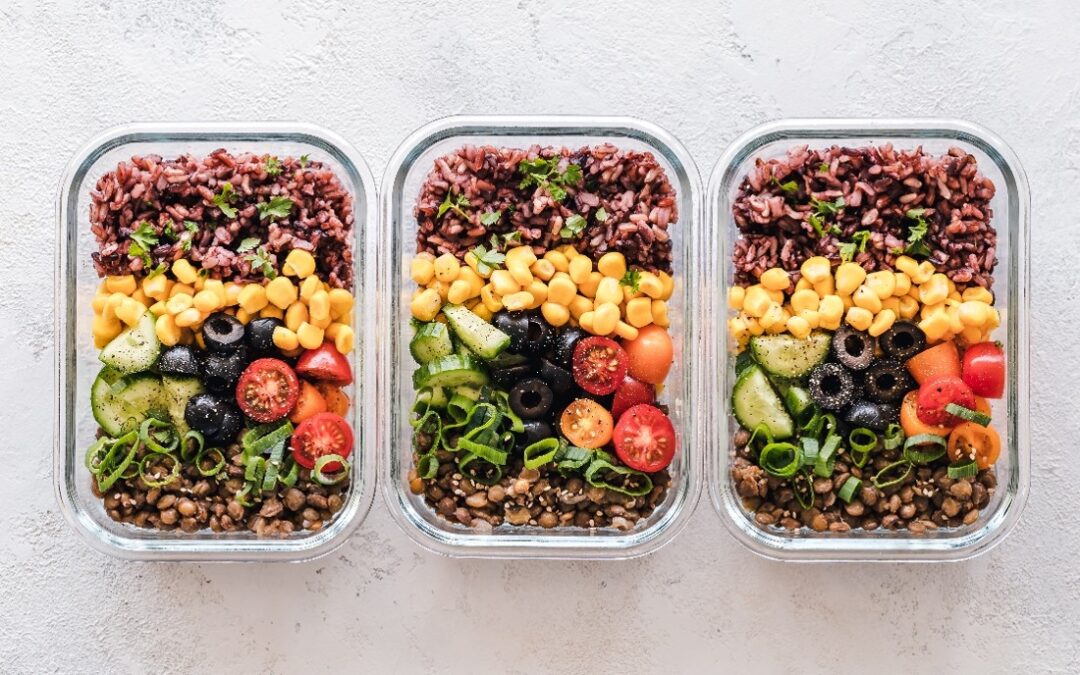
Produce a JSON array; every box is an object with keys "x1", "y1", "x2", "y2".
[{"x1": 0, "y1": 1, "x2": 1073, "y2": 673}]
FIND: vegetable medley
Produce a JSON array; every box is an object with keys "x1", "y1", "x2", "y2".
[
  {"x1": 408, "y1": 145, "x2": 678, "y2": 531},
  {"x1": 86, "y1": 151, "x2": 358, "y2": 535},
  {"x1": 728, "y1": 146, "x2": 1005, "y2": 534}
]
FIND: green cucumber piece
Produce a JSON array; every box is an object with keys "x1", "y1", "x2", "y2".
[
  {"x1": 732, "y1": 365, "x2": 794, "y2": 440},
  {"x1": 441, "y1": 304, "x2": 510, "y2": 360},
  {"x1": 99, "y1": 312, "x2": 161, "y2": 374},
  {"x1": 749, "y1": 331, "x2": 831, "y2": 379},
  {"x1": 412, "y1": 354, "x2": 489, "y2": 389},
  {"x1": 409, "y1": 322, "x2": 454, "y2": 364},
  {"x1": 162, "y1": 375, "x2": 205, "y2": 436},
  {"x1": 91, "y1": 369, "x2": 167, "y2": 437}
]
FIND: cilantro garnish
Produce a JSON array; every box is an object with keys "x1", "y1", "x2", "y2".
[
  {"x1": 771, "y1": 176, "x2": 799, "y2": 197},
  {"x1": 818, "y1": 162, "x2": 830, "y2": 174},
  {"x1": 212, "y1": 182, "x2": 238, "y2": 219},
  {"x1": 560, "y1": 214, "x2": 587, "y2": 240},
  {"x1": 127, "y1": 221, "x2": 159, "y2": 267},
  {"x1": 811, "y1": 196, "x2": 845, "y2": 216},
  {"x1": 437, "y1": 191, "x2": 470, "y2": 220},
  {"x1": 468, "y1": 242, "x2": 506, "y2": 277},
  {"x1": 244, "y1": 246, "x2": 277, "y2": 279},
  {"x1": 162, "y1": 221, "x2": 177, "y2": 241},
  {"x1": 299, "y1": 154, "x2": 310, "y2": 169},
  {"x1": 256, "y1": 196, "x2": 294, "y2": 221},
  {"x1": 903, "y1": 208, "x2": 932, "y2": 257},
  {"x1": 265, "y1": 156, "x2": 282, "y2": 176},
  {"x1": 480, "y1": 210, "x2": 502, "y2": 226},
  {"x1": 180, "y1": 220, "x2": 199, "y2": 252},
  {"x1": 518, "y1": 158, "x2": 583, "y2": 202},
  {"x1": 594, "y1": 207, "x2": 608, "y2": 222},
  {"x1": 236, "y1": 237, "x2": 261, "y2": 253},
  {"x1": 839, "y1": 230, "x2": 872, "y2": 262},
  {"x1": 146, "y1": 262, "x2": 167, "y2": 279},
  {"x1": 502, "y1": 230, "x2": 522, "y2": 246},
  {"x1": 620, "y1": 268, "x2": 641, "y2": 293},
  {"x1": 807, "y1": 213, "x2": 841, "y2": 238}
]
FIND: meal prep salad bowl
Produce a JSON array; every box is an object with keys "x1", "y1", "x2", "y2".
[
  {"x1": 378, "y1": 115, "x2": 705, "y2": 559},
  {"x1": 54, "y1": 122, "x2": 377, "y2": 561},
  {"x1": 707, "y1": 118, "x2": 1030, "y2": 562}
]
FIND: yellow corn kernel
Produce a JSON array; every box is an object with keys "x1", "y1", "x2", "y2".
[
  {"x1": 544, "y1": 250, "x2": 569, "y2": 273},
  {"x1": 958, "y1": 301, "x2": 990, "y2": 327},
  {"x1": 507, "y1": 261, "x2": 533, "y2": 288},
  {"x1": 787, "y1": 315, "x2": 811, "y2": 339},
  {"x1": 103, "y1": 292, "x2": 127, "y2": 320},
  {"x1": 460, "y1": 251, "x2": 483, "y2": 280},
  {"x1": 411, "y1": 257, "x2": 436, "y2": 285},
  {"x1": 193, "y1": 275, "x2": 206, "y2": 292},
  {"x1": 765, "y1": 307, "x2": 791, "y2": 335},
  {"x1": 433, "y1": 280, "x2": 452, "y2": 301},
  {"x1": 795, "y1": 277, "x2": 814, "y2": 293},
  {"x1": 893, "y1": 255, "x2": 919, "y2": 279},
  {"x1": 625, "y1": 297, "x2": 654, "y2": 328},
  {"x1": 312, "y1": 311, "x2": 333, "y2": 330},
  {"x1": 237, "y1": 284, "x2": 268, "y2": 314},
  {"x1": 131, "y1": 288, "x2": 151, "y2": 307},
  {"x1": 986, "y1": 307, "x2": 1001, "y2": 329},
  {"x1": 614, "y1": 321, "x2": 639, "y2": 341},
  {"x1": 116, "y1": 298, "x2": 146, "y2": 327},
  {"x1": 175, "y1": 307, "x2": 203, "y2": 328},
  {"x1": 819, "y1": 295, "x2": 844, "y2": 330},
  {"x1": 576, "y1": 272, "x2": 600, "y2": 299},
  {"x1": 592, "y1": 302, "x2": 620, "y2": 336},
  {"x1": 489, "y1": 270, "x2": 519, "y2": 296},
  {"x1": 503, "y1": 291, "x2": 534, "y2": 312},
  {"x1": 148, "y1": 300, "x2": 167, "y2": 317},
  {"x1": 845, "y1": 306, "x2": 873, "y2": 331},
  {"x1": 760, "y1": 267, "x2": 791, "y2": 292},
  {"x1": 893, "y1": 272, "x2": 911, "y2": 297},
  {"x1": 141, "y1": 273, "x2": 170, "y2": 301},
  {"x1": 790, "y1": 289, "x2": 819, "y2": 314},
  {"x1": 813, "y1": 275, "x2": 835, "y2": 297},
  {"x1": 530, "y1": 259, "x2": 556, "y2": 281},
  {"x1": 835, "y1": 262, "x2": 867, "y2": 296},
  {"x1": 919, "y1": 273, "x2": 950, "y2": 306},
  {"x1": 272, "y1": 326, "x2": 299, "y2": 351},
  {"x1": 434, "y1": 253, "x2": 460, "y2": 283},
  {"x1": 541, "y1": 302, "x2": 570, "y2": 327},
  {"x1": 410, "y1": 288, "x2": 442, "y2": 322},
  {"x1": 297, "y1": 275, "x2": 320, "y2": 302},
  {"x1": 657, "y1": 271, "x2": 675, "y2": 301},
  {"x1": 296, "y1": 322, "x2": 324, "y2": 350},
  {"x1": 235, "y1": 308, "x2": 252, "y2": 324},
  {"x1": 728, "y1": 316, "x2": 748, "y2": 341},
  {"x1": 914, "y1": 261, "x2": 937, "y2": 285},
  {"x1": 853, "y1": 285, "x2": 883, "y2": 314},
  {"x1": 568, "y1": 255, "x2": 592, "y2": 285},
  {"x1": 960, "y1": 326, "x2": 984, "y2": 345},
  {"x1": 506, "y1": 245, "x2": 537, "y2": 267},
  {"x1": 166, "y1": 293, "x2": 193, "y2": 315},
  {"x1": 305, "y1": 290, "x2": 328, "y2": 324},
  {"x1": 742, "y1": 314, "x2": 762, "y2": 336},
  {"x1": 471, "y1": 304, "x2": 494, "y2": 322},
  {"x1": 579, "y1": 311, "x2": 596, "y2": 334},
  {"x1": 332, "y1": 325, "x2": 354, "y2": 354},
  {"x1": 897, "y1": 295, "x2": 919, "y2": 320},
  {"x1": 547, "y1": 273, "x2": 576, "y2": 305},
  {"x1": 259, "y1": 305, "x2": 284, "y2": 320},
  {"x1": 919, "y1": 311, "x2": 951, "y2": 343},
  {"x1": 265, "y1": 276, "x2": 298, "y2": 309},
  {"x1": 758, "y1": 303, "x2": 783, "y2": 330},
  {"x1": 864, "y1": 271, "x2": 896, "y2": 299},
  {"x1": 569, "y1": 295, "x2": 593, "y2": 320},
  {"x1": 282, "y1": 249, "x2": 316, "y2": 278},
  {"x1": 650, "y1": 300, "x2": 669, "y2": 328},
  {"x1": 447, "y1": 279, "x2": 474, "y2": 305},
  {"x1": 742, "y1": 285, "x2": 772, "y2": 318},
  {"x1": 455, "y1": 267, "x2": 484, "y2": 297},
  {"x1": 480, "y1": 285, "x2": 503, "y2": 313},
  {"x1": 800, "y1": 256, "x2": 832, "y2": 284},
  {"x1": 223, "y1": 282, "x2": 242, "y2": 306},
  {"x1": 597, "y1": 252, "x2": 627, "y2": 279},
  {"x1": 151, "y1": 314, "x2": 180, "y2": 346},
  {"x1": 92, "y1": 292, "x2": 110, "y2": 315},
  {"x1": 202, "y1": 279, "x2": 226, "y2": 305},
  {"x1": 636, "y1": 272, "x2": 662, "y2": 299},
  {"x1": 105, "y1": 275, "x2": 137, "y2": 295},
  {"x1": 798, "y1": 309, "x2": 820, "y2": 329},
  {"x1": 92, "y1": 314, "x2": 123, "y2": 344},
  {"x1": 285, "y1": 301, "x2": 309, "y2": 332},
  {"x1": 881, "y1": 297, "x2": 900, "y2": 316},
  {"x1": 921, "y1": 302, "x2": 946, "y2": 321},
  {"x1": 526, "y1": 280, "x2": 548, "y2": 306},
  {"x1": 869, "y1": 309, "x2": 896, "y2": 337},
  {"x1": 193, "y1": 289, "x2": 221, "y2": 313},
  {"x1": 961, "y1": 286, "x2": 993, "y2": 304},
  {"x1": 594, "y1": 277, "x2": 622, "y2": 306},
  {"x1": 168, "y1": 258, "x2": 195, "y2": 284},
  {"x1": 946, "y1": 305, "x2": 964, "y2": 334},
  {"x1": 728, "y1": 286, "x2": 746, "y2": 311},
  {"x1": 558, "y1": 244, "x2": 580, "y2": 259}
]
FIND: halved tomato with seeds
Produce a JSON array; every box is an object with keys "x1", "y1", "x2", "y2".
[
  {"x1": 572, "y1": 337, "x2": 629, "y2": 396},
  {"x1": 613, "y1": 404, "x2": 676, "y2": 473},
  {"x1": 290, "y1": 412, "x2": 354, "y2": 470},
  {"x1": 235, "y1": 358, "x2": 300, "y2": 423}
]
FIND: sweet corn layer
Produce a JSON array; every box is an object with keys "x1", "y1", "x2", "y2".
[{"x1": 727, "y1": 256, "x2": 999, "y2": 350}]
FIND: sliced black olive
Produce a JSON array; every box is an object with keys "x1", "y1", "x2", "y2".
[
  {"x1": 508, "y1": 378, "x2": 554, "y2": 419},
  {"x1": 551, "y1": 326, "x2": 587, "y2": 369},
  {"x1": 491, "y1": 363, "x2": 536, "y2": 390},
  {"x1": 537, "y1": 358, "x2": 573, "y2": 394},
  {"x1": 831, "y1": 325, "x2": 875, "y2": 371},
  {"x1": 519, "y1": 314, "x2": 553, "y2": 355},
  {"x1": 157, "y1": 345, "x2": 201, "y2": 376},
  {"x1": 201, "y1": 312, "x2": 246, "y2": 352},
  {"x1": 808, "y1": 362, "x2": 857, "y2": 411},
  {"x1": 245, "y1": 317, "x2": 284, "y2": 355},
  {"x1": 492, "y1": 311, "x2": 531, "y2": 353},
  {"x1": 844, "y1": 400, "x2": 891, "y2": 432},
  {"x1": 863, "y1": 359, "x2": 914, "y2": 404},
  {"x1": 879, "y1": 321, "x2": 927, "y2": 361},
  {"x1": 184, "y1": 393, "x2": 227, "y2": 438},
  {"x1": 201, "y1": 348, "x2": 247, "y2": 393},
  {"x1": 517, "y1": 419, "x2": 554, "y2": 450},
  {"x1": 207, "y1": 404, "x2": 244, "y2": 445}
]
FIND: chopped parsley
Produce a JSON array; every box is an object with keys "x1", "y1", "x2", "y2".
[
  {"x1": 771, "y1": 176, "x2": 799, "y2": 196},
  {"x1": 903, "y1": 208, "x2": 932, "y2": 257},
  {"x1": 811, "y1": 196, "x2": 845, "y2": 217},
  {"x1": 212, "y1": 182, "x2": 238, "y2": 219},
  {"x1": 501, "y1": 230, "x2": 522, "y2": 246},
  {"x1": 265, "y1": 156, "x2": 282, "y2": 176},
  {"x1": 818, "y1": 162, "x2": 830, "y2": 174},
  {"x1": 146, "y1": 262, "x2": 167, "y2": 279},
  {"x1": 256, "y1": 196, "x2": 294, "y2": 221},
  {"x1": 480, "y1": 209, "x2": 502, "y2": 226},
  {"x1": 468, "y1": 241, "x2": 506, "y2": 277},
  {"x1": 839, "y1": 230, "x2": 872, "y2": 262},
  {"x1": 437, "y1": 191, "x2": 470, "y2": 220},
  {"x1": 619, "y1": 268, "x2": 642, "y2": 293},
  {"x1": 162, "y1": 221, "x2": 177, "y2": 241},
  {"x1": 180, "y1": 220, "x2": 199, "y2": 252},
  {"x1": 807, "y1": 213, "x2": 841, "y2": 238},
  {"x1": 236, "y1": 237, "x2": 261, "y2": 253},
  {"x1": 517, "y1": 158, "x2": 583, "y2": 202},
  {"x1": 594, "y1": 207, "x2": 608, "y2": 222},
  {"x1": 244, "y1": 246, "x2": 277, "y2": 279},
  {"x1": 127, "y1": 221, "x2": 159, "y2": 267},
  {"x1": 299, "y1": 154, "x2": 310, "y2": 169},
  {"x1": 560, "y1": 214, "x2": 587, "y2": 240}
]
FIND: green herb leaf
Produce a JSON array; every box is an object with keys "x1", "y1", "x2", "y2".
[
  {"x1": 620, "y1": 268, "x2": 641, "y2": 293},
  {"x1": 502, "y1": 230, "x2": 522, "y2": 246},
  {"x1": 437, "y1": 191, "x2": 470, "y2": 220},
  {"x1": 212, "y1": 182, "x2": 238, "y2": 219},
  {"x1": 818, "y1": 162, "x2": 830, "y2": 174},
  {"x1": 839, "y1": 230, "x2": 872, "y2": 262},
  {"x1": 807, "y1": 214, "x2": 840, "y2": 238},
  {"x1": 561, "y1": 163, "x2": 583, "y2": 187},
  {"x1": 299, "y1": 154, "x2": 310, "y2": 169},
  {"x1": 255, "y1": 196, "x2": 294, "y2": 221},
  {"x1": 236, "y1": 237, "x2": 261, "y2": 253},
  {"x1": 244, "y1": 246, "x2": 277, "y2": 279},
  {"x1": 594, "y1": 207, "x2": 608, "y2": 222},
  {"x1": 162, "y1": 221, "x2": 177, "y2": 241},
  {"x1": 778, "y1": 180, "x2": 799, "y2": 196},
  {"x1": 559, "y1": 214, "x2": 587, "y2": 240},
  {"x1": 265, "y1": 156, "x2": 282, "y2": 176},
  {"x1": 184, "y1": 220, "x2": 199, "y2": 235},
  {"x1": 904, "y1": 208, "x2": 932, "y2": 257},
  {"x1": 127, "y1": 221, "x2": 159, "y2": 267},
  {"x1": 480, "y1": 210, "x2": 502, "y2": 226},
  {"x1": 468, "y1": 243, "x2": 506, "y2": 277},
  {"x1": 811, "y1": 196, "x2": 845, "y2": 217},
  {"x1": 146, "y1": 262, "x2": 167, "y2": 279},
  {"x1": 517, "y1": 157, "x2": 581, "y2": 202}
]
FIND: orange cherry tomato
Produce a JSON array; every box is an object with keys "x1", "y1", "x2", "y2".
[
  {"x1": 622, "y1": 325, "x2": 673, "y2": 385},
  {"x1": 316, "y1": 382, "x2": 350, "y2": 417},
  {"x1": 974, "y1": 396, "x2": 991, "y2": 416},
  {"x1": 906, "y1": 340, "x2": 961, "y2": 385},
  {"x1": 559, "y1": 398, "x2": 614, "y2": 449},
  {"x1": 899, "y1": 390, "x2": 951, "y2": 438},
  {"x1": 289, "y1": 380, "x2": 327, "y2": 424},
  {"x1": 947, "y1": 422, "x2": 1001, "y2": 469}
]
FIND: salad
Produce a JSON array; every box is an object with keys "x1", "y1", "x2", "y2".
[
  {"x1": 727, "y1": 144, "x2": 1005, "y2": 533},
  {"x1": 406, "y1": 144, "x2": 679, "y2": 531},
  {"x1": 85, "y1": 150, "x2": 357, "y2": 536}
]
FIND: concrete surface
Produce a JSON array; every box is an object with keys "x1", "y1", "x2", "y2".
[{"x1": 0, "y1": 1, "x2": 1074, "y2": 673}]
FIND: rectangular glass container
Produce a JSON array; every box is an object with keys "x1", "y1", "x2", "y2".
[
  {"x1": 707, "y1": 118, "x2": 1030, "y2": 562},
  {"x1": 378, "y1": 115, "x2": 704, "y2": 558},
  {"x1": 54, "y1": 122, "x2": 377, "y2": 561}
]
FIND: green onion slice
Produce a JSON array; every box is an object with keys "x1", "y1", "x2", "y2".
[
  {"x1": 85, "y1": 437, "x2": 111, "y2": 475},
  {"x1": 747, "y1": 422, "x2": 774, "y2": 455},
  {"x1": 793, "y1": 471, "x2": 815, "y2": 510},
  {"x1": 235, "y1": 483, "x2": 255, "y2": 507},
  {"x1": 523, "y1": 438, "x2": 561, "y2": 470},
  {"x1": 883, "y1": 423, "x2": 905, "y2": 450},
  {"x1": 947, "y1": 458, "x2": 979, "y2": 478},
  {"x1": 848, "y1": 428, "x2": 877, "y2": 454},
  {"x1": 416, "y1": 453, "x2": 440, "y2": 480},
  {"x1": 138, "y1": 452, "x2": 180, "y2": 487},
  {"x1": 95, "y1": 433, "x2": 140, "y2": 492},
  {"x1": 244, "y1": 456, "x2": 266, "y2": 483},
  {"x1": 457, "y1": 451, "x2": 503, "y2": 485},
  {"x1": 945, "y1": 403, "x2": 991, "y2": 426},
  {"x1": 849, "y1": 446, "x2": 871, "y2": 469},
  {"x1": 556, "y1": 445, "x2": 592, "y2": 474},
  {"x1": 838, "y1": 476, "x2": 862, "y2": 504},
  {"x1": 902, "y1": 433, "x2": 948, "y2": 465},
  {"x1": 814, "y1": 433, "x2": 841, "y2": 477},
  {"x1": 195, "y1": 447, "x2": 226, "y2": 477},
  {"x1": 583, "y1": 457, "x2": 653, "y2": 497},
  {"x1": 242, "y1": 421, "x2": 294, "y2": 458},
  {"x1": 457, "y1": 438, "x2": 508, "y2": 466},
  {"x1": 872, "y1": 459, "x2": 913, "y2": 489},
  {"x1": 800, "y1": 437, "x2": 820, "y2": 467},
  {"x1": 759, "y1": 442, "x2": 802, "y2": 478},
  {"x1": 278, "y1": 457, "x2": 299, "y2": 487},
  {"x1": 312, "y1": 453, "x2": 350, "y2": 486},
  {"x1": 181, "y1": 430, "x2": 205, "y2": 463},
  {"x1": 139, "y1": 417, "x2": 179, "y2": 454}
]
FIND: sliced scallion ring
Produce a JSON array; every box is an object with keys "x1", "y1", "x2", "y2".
[
  {"x1": 85, "y1": 437, "x2": 110, "y2": 475},
  {"x1": 759, "y1": 442, "x2": 802, "y2": 478},
  {"x1": 872, "y1": 459, "x2": 913, "y2": 490},
  {"x1": 902, "y1": 433, "x2": 948, "y2": 465},
  {"x1": 792, "y1": 471, "x2": 815, "y2": 510},
  {"x1": 195, "y1": 447, "x2": 226, "y2": 477},
  {"x1": 139, "y1": 417, "x2": 179, "y2": 454},
  {"x1": 800, "y1": 437, "x2": 820, "y2": 467},
  {"x1": 947, "y1": 458, "x2": 979, "y2": 478},
  {"x1": 416, "y1": 453, "x2": 439, "y2": 480},
  {"x1": 522, "y1": 438, "x2": 561, "y2": 470},
  {"x1": 95, "y1": 433, "x2": 140, "y2": 492},
  {"x1": 849, "y1": 428, "x2": 877, "y2": 454},
  {"x1": 457, "y1": 452, "x2": 502, "y2": 486},
  {"x1": 138, "y1": 452, "x2": 180, "y2": 488},
  {"x1": 838, "y1": 476, "x2": 862, "y2": 504},
  {"x1": 181, "y1": 430, "x2": 205, "y2": 463},
  {"x1": 312, "y1": 454, "x2": 350, "y2": 485},
  {"x1": 883, "y1": 423, "x2": 905, "y2": 450},
  {"x1": 945, "y1": 403, "x2": 991, "y2": 426},
  {"x1": 814, "y1": 433, "x2": 840, "y2": 477}
]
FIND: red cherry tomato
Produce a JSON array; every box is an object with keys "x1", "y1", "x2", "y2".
[
  {"x1": 611, "y1": 376, "x2": 655, "y2": 421},
  {"x1": 572, "y1": 337, "x2": 629, "y2": 396},
  {"x1": 962, "y1": 342, "x2": 1005, "y2": 399},
  {"x1": 613, "y1": 404, "x2": 676, "y2": 473},
  {"x1": 235, "y1": 358, "x2": 300, "y2": 423},
  {"x1": 916, "y1": 375, "x2": 975, "y2": 427},
  {"x1": 290, "y1": 412, "x2": 354, "y2": 470},
  {"x1": 622, "y1": 325, "x2": 673, "y2": 385},
  {"x1": 296, "y1": 342, "x2": 353, "y2": 386}
]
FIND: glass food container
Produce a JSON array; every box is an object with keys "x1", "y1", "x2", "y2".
[
  {"x1": 707, "y1": 118, "x2": 1030, "y2": 562},
  {"x1": 54, "y1": 122, "x2": 377, "y2": 561},
  {"x1": 378, "y1": 115, "x2": 704, "y2": 559}
]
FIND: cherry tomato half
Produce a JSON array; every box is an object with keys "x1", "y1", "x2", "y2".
[
  {"x1": 916, "y1": 375, "x2": 975, "y2": 427},
  {"x1": 621, "y1": 325, "x2": 673, "y2": 385},
  {"x1": 559, "y1": 398, "x2": 614, "y2": 449},
  {"x1": 290, "y1": 412, "x2": 354, "y2": 470},
  {"x1": 613, "y1": 404, "x2": 676, "y2": 473},
  {"x1": 962, "y1": 341, "x2": 1005, "y2": 399},
  {"x1": 611, "y1": 376, "x2": 655, "y2": 421},
  {"x1": 235, "y1": 358, "x2": 300, "y2": 423},
  {"x1": 289, "y1": 380, "x2": 327, "y2": 424},
  {"x1": 906, "y1": 340, "x2": 961, "y2": 385},
  {"x1": 947, "y1": 421, "x2": 1001, "y2": 469},
  {"x1": 900, "y1": 390, "x2": 952, "y2": 438},
  {"x1": 572, "y1": 337, "x2": 629, "y2": 396},
  {"x1": 296, "y1": 342, "x2": 353, "y2": 386}
]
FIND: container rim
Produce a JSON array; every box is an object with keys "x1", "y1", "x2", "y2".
[
  {"x1": 378, "y1": 114, "x2": 705, "y2": 559},
  {"x1": 53, "y1": 121, "x2": 379, "y2": 561},
  {"x1": 706, "y1": 117, "x2": 1031, "y2": 562}
]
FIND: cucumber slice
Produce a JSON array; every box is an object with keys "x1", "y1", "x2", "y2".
[
  {"x1": 412, "y1": 354, "x2": 489, "y2": 389},
  {"x1": 162, "y1": 375, "x2": 205, "y2": 436},
  {"x1": 441, "y1": 304, "x2": 510, "y2": 360},
  {"x1": 99, "y1": 312, "x2": 161, "y2": 374},
  {"x1": 409, "y1": 322, "x2": 454, "y2": 364},
  {"x1": 749, "y1": 331, "x2": 831, "y2": 379},
  {"x1": 91, "y1": 369, "x2": 167, "y2": 436},
  {"x1": 732, "y1": 365, "x2": 794, "y2": 439}
]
